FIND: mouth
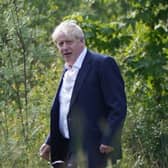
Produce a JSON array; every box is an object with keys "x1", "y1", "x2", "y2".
[{"x1": 63, "y1": 52, "x2": 72, "y2": 57}]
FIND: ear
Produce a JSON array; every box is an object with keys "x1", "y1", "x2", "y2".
[{"x1": 80, "y1": 38, "x2": 85, "y2": 44}]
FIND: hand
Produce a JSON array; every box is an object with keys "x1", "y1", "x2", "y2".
[
  {"x1": 99, "y1": 144, "x2": 113, "y2": 154},
  {"x1": 39, "y1": 143, "x2": 51, "y2": 161}
]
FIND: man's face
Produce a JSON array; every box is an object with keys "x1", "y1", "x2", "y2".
[{"x1": 56, "y1": 33, "x2": 84, "y2": 65}]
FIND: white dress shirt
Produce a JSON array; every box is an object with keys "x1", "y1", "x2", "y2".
[{"x1": 59, "y1": 48, "x2": 87, "y2": 138}]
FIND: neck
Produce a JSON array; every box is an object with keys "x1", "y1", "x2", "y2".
[{"x1": 66, "y1": 58, "x2": 76, "y2": 67}]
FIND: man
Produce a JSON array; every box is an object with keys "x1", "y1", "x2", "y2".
[{"x1": 39, "y1": 20, "x2": 127, "y2": 168}]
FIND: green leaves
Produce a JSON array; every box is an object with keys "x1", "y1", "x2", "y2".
[{"x1": 0, "y1": 0, "x2": 168, "y2": 167}]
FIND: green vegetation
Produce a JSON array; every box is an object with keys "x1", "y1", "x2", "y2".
[{"x1": 0, "y1": 0, "x2": 167, "y2": 167}]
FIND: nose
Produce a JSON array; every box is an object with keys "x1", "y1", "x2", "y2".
[{"x1": 61, "y1": 43, "x2": 69, "y2": 51}]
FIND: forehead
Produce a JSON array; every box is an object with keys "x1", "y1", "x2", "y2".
[{"x1": 56, "y1": 32, "x2": 75, "y2": 42}]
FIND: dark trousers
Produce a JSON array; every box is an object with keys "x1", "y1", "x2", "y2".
[
  {"x1": 53, "y1": 161, "x2": 77, "y2": 168},
  {"x1": 53, "y1": 163, "x2": 65, "y2": 168},
  {"x1": 52, "y1": 152, "x2": 107, "y2": 168},
  {"x1": 52, "y1": 138, "x2": 108, "y2": 168},
  {"x1": 52, "y1": 155, "x2": 77, "y2": 168}
]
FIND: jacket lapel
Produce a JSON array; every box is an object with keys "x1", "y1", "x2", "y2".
[{"x1": 70, "y1": 51, "x2": 92, "y2": 107}]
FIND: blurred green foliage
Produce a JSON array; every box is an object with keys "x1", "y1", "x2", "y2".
[{"x1": 0, "y1": 0, "x2": 167, "y2": 167}]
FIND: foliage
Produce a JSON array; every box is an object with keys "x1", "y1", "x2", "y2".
[
  {"x1": 0, "y1": 0, "x2": 168, "y2": 167},
  {"x1": 123, "y1": 1, "x2": 168, "y2": 167}
]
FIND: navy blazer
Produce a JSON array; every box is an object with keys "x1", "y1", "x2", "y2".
[{"x1": 46, "y1": 50, "x2": 127, "y2": 165}]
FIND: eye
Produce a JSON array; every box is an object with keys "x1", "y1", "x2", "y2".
[
  {"x1": 57, "y1": 41, "x2": 64, "y2": 47},
  {"x1": 66, "y1": 40, "x2": 73, "y2": 44},
  {"x1": 56, "y1": 40, "x2": 73, "y2": 47}
]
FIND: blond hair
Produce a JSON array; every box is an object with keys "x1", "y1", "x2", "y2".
[{"x1": 52, "y1": 20, "x2": 85, "y2": 43}]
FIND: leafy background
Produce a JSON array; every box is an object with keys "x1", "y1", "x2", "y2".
[{"x1": 0, "y1": 0, "x2": 168, "y2": 167}]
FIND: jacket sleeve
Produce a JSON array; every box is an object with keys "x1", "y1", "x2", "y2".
[{"x1": 99, "y1": 56, "x2": 127, "y2": 145}]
